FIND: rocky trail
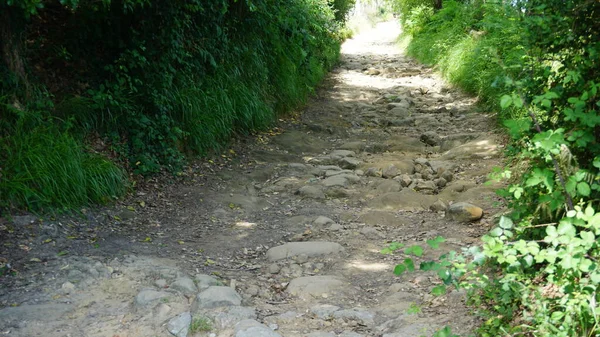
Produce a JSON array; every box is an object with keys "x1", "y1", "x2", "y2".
[{"x1": 0, "y1": 22, "x2": 506, "y2": 337}]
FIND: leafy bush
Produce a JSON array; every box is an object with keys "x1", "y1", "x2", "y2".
[
  {"x1": 394, "y1": 0, "x2": 600, "y2": 335},
  {"x1": 1, "y1": 0, "x2": 347, "y2": 211}
]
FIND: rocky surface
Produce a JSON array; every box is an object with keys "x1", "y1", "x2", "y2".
[{"x1": 0, "y1": 21, "x2": 505, "y2": 337}]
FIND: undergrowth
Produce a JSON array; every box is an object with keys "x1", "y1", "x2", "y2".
[
  {"x1": 392, "y1": 0, "x2": 600, "y2": 335},
  {"x1": 0, "y1": 0, "x2": 352, "y2": 213}
]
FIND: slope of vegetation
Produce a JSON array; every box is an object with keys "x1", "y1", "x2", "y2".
[
  {"x1": 389, "y1": 0, "x2": 600, "y2": 335},
  {"x1": 0, "y1": 0, "x2": 354, "y2": 213}
]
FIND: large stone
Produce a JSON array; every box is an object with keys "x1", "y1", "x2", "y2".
[
  {"x1": 170, "y1": 277, "x2": 197, "y2": 295},
  {"x1": 195, "y1": 274, "x2": 222, "y2": 290},
  {"x1": 338, "y1": 157, "x2": 361, "y2": 169},
  {"x1": 330, "y1": 150, "x2": 356, "y2": 158},
  {"x1": 446, "y1": 202, "x2": 483, "y2": 222},
  {"x1": 414, "y1": 180, "x2": 437, "y2": 194},
  {"x1": 191, "y1": 286, "x2": 242, "y2": 311},
  {"x1": 382, "y1": 165, "x2": 399, "y2": 179},
  {"x1": 167, "y1": 312, "x2": 192, "y2": 337},
  {"x1": 135, "y1": 289, "x2": 170, "y2": 308},
  {"x1": 333, "y1": 308, "x2": 375, "y2": 326},
  {"x1": 369, "y1": 190, "x2": 436, "y2": 211},
  {"x1": 286, "y1": 276, "x2": 345, "y2": 298},
  {"x1": 235, "y1": 319, "x2": 282, "y2": 337},
  {"x1": 206, "y1": 306, "x2": 257, "y2": 329},
  {"x1": 266, "y1": 242, "x2": 345, "y2": 261},
  {"x1": 322, "y1": 176, "x2": 349, "y2": 188},
  {"x1": 310, "y1": 304, "x2": 341, "y2": 320},
  {"x1": 420, "y1": 131, "x2": 441, "y2": 146},
  {"x1": 313, "y1": 216, "x2": 335, "y2": 226},
  {"x1": 297, "y1": 185, "x2": 326, "y2": 200}
]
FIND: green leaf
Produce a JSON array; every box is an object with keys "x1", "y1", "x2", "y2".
[
  {"x1": 557, "y1": 221, "x2": 576, "y2": 237},
  {"x1": 426, "y1": 236, "x2": 446, "y2": 249},
  {"x1": 420, "y1": 261, "x2": 439, "y2": 271},
  {"x1": 393, "y1": 264, "x2": 407, "y2": 276},
  {"x1": 489, "y1": 227, "x2": 504, "y2": 237},
  {"x1": 405, "y1": 245, "x2": 423, "y2": 257},
  {"x1": 404, "y1": 258, "x2": 415, "y2": 272},
  {"x1": 500, "y1": 95, "x2": 513, "y2": 109},
  {"x1": 577, "y1": 182, "x2": 591, "y2": 196},
  {"x1": 499, "y1": 216, "x2": 513, "y2": 229},
  {"x1": 431, "y1": 285, "x2": 447, "y2": 296}
]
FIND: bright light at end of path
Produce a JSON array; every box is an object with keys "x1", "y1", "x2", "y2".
[{"x1": 348, "y1": 260, "x2": 391, "y2": 271}]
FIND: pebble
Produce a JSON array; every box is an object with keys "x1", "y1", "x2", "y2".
[{"x1": 61, "y1": 282, "x2": 75, "y2": 294}]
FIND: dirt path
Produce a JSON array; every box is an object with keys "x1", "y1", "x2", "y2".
[{"x1": 0, "y1": 21, "x2": 506, "y2": 337}]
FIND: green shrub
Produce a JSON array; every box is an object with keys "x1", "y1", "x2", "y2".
[{"x1": 396, "y1": 0, "x2": 600, "y2": 335}]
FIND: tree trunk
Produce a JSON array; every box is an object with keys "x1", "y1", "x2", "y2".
[{"x1": 433, "y1": 0, "x2": 443, "y2": 10}]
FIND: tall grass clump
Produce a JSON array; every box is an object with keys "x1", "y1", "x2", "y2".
[
  {"x1": 0, "y1": 123, "x2": 127, "y2": 212},
  {"x1": 405, "y1": 1, "x2": 524, "y2": 113}
]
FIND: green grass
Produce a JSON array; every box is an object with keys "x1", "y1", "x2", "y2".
[
  {"x1": 0, "y1": 123, "x2": 127, "y2": 213},
  {"x1": 404, "y1": 1, "x2": 526, "y2": 117}
]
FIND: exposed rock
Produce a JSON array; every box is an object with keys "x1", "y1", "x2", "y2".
[
  {"x1": 430, "y1": 200, "x2": 448, "y2": 212},
  {"x1": 338, "y1": 157, "x2": 361, "y2": 169},
  {"x1": 414, "y1": 180, "x2": 437, "y2": 194},
  {"x1": 191, "y1": 286, "x2": 242, "y2": 311},
  {"x1": 170, "y1": 277, "x2": 197, "y2": 295},
  {"x1": 369, "y1": 190, "x2": 437, "y2": 211},
  {"x1": 207, "y1": 306, "x2": 257, "y2": 329},
  {"x1": 268, "y1": 263, "x2": 281, "y2": 274},
  {"x1": 365, "y1": 167, "x2": 383, "y2": 177},
  {"x1": 310, "y1": 304, "x2": 341, "y2": 320},
  {"x1": 420, "y1": 131, "x2": 441, "y2": 146},
  {"x1": 306, "y1": 332, "x2": 336, "y2": 337},
  {"x1": 339, "y1": 331, "x2": 364, "y2": 337},
  {"x1": 394, "y1": 174, "x2": 412, "y2": 187},
  {"x1": 360, "y1": 226, "x2": 384, "y2": 239},
  {"x1": 266, "y1": 242, "x2": 345, "y2": 261},
  {"x1": 330, "y1": 150, "x2": 356, "y2": 157},
  {"x1": 195, "y1": 274, "x2": 222, "y2": 290},
  {"x1": 333, "y1": 308, "x2": 375, "y2": 326},
  {"x1": 329, "y1": 223, "x2": 343, "y2": 231},
  {"x1": 322, "y1": 176, "x2": 349, "y2": 188},
  {"x1": 441, "y1": 170, "x2": 454, "y2": 182},
  {"x1": 135, "y1": 289, "x2": 170, "y2": 308},
  {"x1": 167, "y1": 312, "x2": 191, "y2": 337},
  {"x1": 286, "y1": 276, "x2": 345, "y2": 298},
  {"x1": 434, "y1": 177, "x2": 447, "y2": 188},
  {"x1": 314, "y1": 216, "x2": 335, "y2": 226},
  {"x1": 446, "y1": 202, "x2": 483, "y2": 222},
  {"x1": 234, "y1": 319, "x2": 282, "y2": 337},
  {"x1": 376, "y1": 180, "x2": 402, "y2": 193},
  {"x1": 297, "y1": 185, "x2": 326, "y2": 200},
  {"x1": 61, "y1": 282, "x2": 75, "y2": 294},
  {"x1": 382, "y1": 165, "x2": 399, "y2": 179}
]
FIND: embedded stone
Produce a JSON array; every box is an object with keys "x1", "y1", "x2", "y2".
[{"x1": 446, "y1": 202, "x2": 483, "y2": 222}]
